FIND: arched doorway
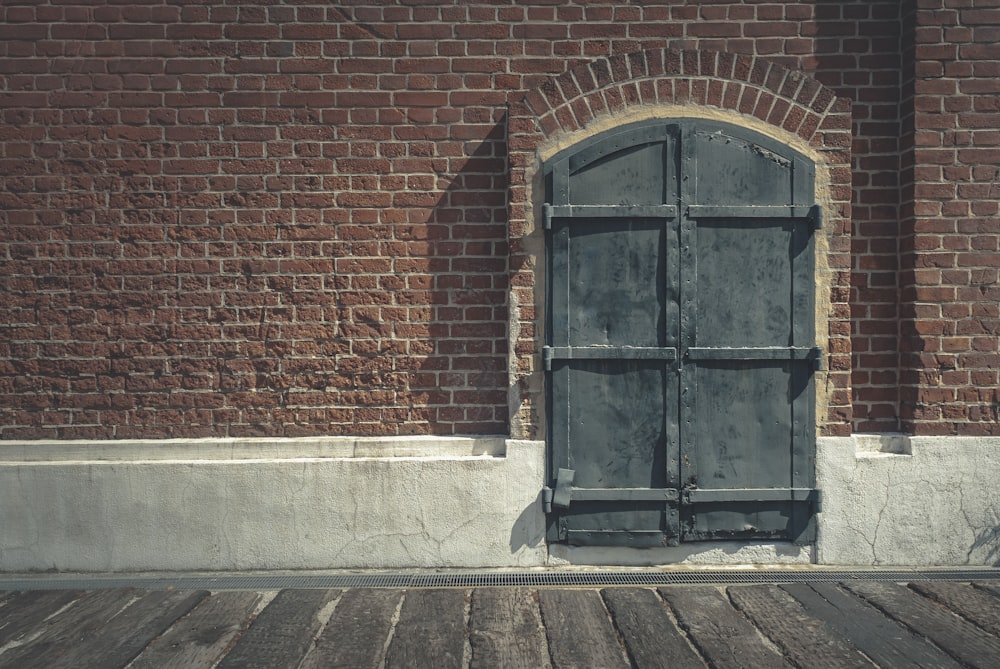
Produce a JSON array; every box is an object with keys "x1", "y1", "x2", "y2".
[{"x1": 542, "y1": 118, "x2": 821, "y2": 547}]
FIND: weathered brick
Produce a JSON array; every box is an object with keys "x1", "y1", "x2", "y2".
[{"x1": 0, "y1": 0, "x2": 986, "y2": 438}]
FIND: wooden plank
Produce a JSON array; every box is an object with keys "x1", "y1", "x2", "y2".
[
  {"x1": 601, "y1": 588, "x2": 706, "y2": 668},
  {"x1": 468, "y1": 588, "x2": 550, "y2": 669},
  {"x1": 910, "y1": 581, "x2": 1000, "y2": 637},
  {"x1": 781, "y1": 583, "x2": 962, "y2": 669},
  {"x1": 216, "y1": 589, "x2": 339, "y2": 669},
  {"x1": 659, "y1": 586, "x2": 792, "y2": 669},
  {"x1": 0, "y1": 588, "x2": 139, "y2": 668},
  {"x1": 844, "y1": 581, "x2": 1000, "y2": 669},
  {"x1": 384, "y1": 589, "x2": 467, "y2": 669},
  {"x1": 0, "y1": 590, "x2": 83, "y2": 646},
  {"x1": 299, "y1": 588, "x2": 403, "y2": 669},
  {"x1": 726, "y1": 585, "x2": 871, "y2": 668},
  {"x1": 128, "y1": 591, "x2": 263, "y2": 669},
  {"x1": 538, "y1": 588, "x2": 629, "y2": 669},
  {"x1": 46, "y1": 589, "x2": 208, "y2": 669},
  {"x1": 973, "y1": 581, "x2": 1000, "y2": 599}
]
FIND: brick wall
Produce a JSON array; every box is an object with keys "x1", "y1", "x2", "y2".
[
  {"x1": 898, "y1": 1, "x2": 1000, "y2": 435},
  {"x1": 810, "y1": 2, "x2": 907, "y2": 431},
  {"x1": 0, "y1": 0, "x2": 982, "y2": 439}
]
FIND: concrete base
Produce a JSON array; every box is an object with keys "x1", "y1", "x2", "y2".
[
  {"x1": 548, "y1": 542, "x2": 812, "y2": 566},
  {"x1": 0, "y1": 437, "x2": 548, "y2": 572},
  {"x1": 3, "y1": 434, "x2": 1000, "y2": 571},
  {"x1": 816, "y1": 435, "x2": 1000, "y2": 566}
]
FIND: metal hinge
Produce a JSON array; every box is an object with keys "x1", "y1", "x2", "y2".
[
  {"x1": 809, "y1": 346, "x2": 825, "y2": 371},
  {"x1": 542, "y1": 468, "x2": 575, "y2": 513},
  {"x1": 809, "y1": 204, "x2": 822, "y2": 230}
]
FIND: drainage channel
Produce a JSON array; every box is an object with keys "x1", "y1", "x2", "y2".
[{"x1": 2, "y1": 568, "x2": 1000, "y2": 591}]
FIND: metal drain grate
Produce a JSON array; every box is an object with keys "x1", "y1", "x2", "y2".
[{"x1": 2, "y1": 568, "x2": 999, "y2": 591}]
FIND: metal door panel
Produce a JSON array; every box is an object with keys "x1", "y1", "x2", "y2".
[
  {"x1": 694, "y1": 220, "x2": 794, "y2": 347},
  {"x1": 565, "y1": 220, "x2": 665, "y2": 347},
  {"x1": 570, "y1": 142, "x2": 666, "y2": 206},
  {"x1": 566, "y1": 124, "x2": 672, "y2": 206},
  {"x1": 544, "y1": 119, "x2": 817, "y2": 549},
  {"x1": 687, "y1": 362, "x2": 797, "y2": 490},
  {"x1": 679, "y1": 121, "x2": 818, "y2": 544},
  {"x1": 545, "y1": 122, "x2": 679, "y2": 546},
  {"x1": 558, "y1": 360, "x2": 669, "y2": 488},
  {"x1": 562, "y1": 502, "x2": 666, "y2": 534},
  {"x1": 683, "y1": 502, "x2": 802, "y2": 541},
  {"x1": 682, "y1": 360, "x2": 809, "y2": 543},
  {"x1": 549, "y1": 356, "x2": 679, "y2": 544},
  {"x1": 691, "y1": 128, "x2": 796, "y2": 206}
]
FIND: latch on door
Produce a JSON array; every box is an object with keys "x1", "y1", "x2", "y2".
[{"x1": 542, "y1": 468, "x2": 575, "y2": 513}]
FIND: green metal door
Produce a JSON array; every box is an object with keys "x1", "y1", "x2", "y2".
[{"x1": 543, "y1": 119, "x2": 820, "y2": 548}]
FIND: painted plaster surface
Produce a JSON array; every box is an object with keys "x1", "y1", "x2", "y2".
[
  {"x1": 817, "y1": 435, "x2": 1000, "y2": 566},
  {"x1": 0, "y1": 438, "x2": 547, "y2": 572},
  {"x1": 548, "y1": 542, "x2": 812, "y2": 567},
  {"x1": 5, "y1": 434, "x2": 999, "y2": 571}
]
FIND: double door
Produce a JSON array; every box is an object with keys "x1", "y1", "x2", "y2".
[{"x1": 544, "y1": 119, "x2": 820, "y2": 547}]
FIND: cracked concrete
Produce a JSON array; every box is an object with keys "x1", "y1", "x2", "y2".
[
  {"x1": 0, "y1": 437, "x2": 547, "y2": 572},
  {"x1": 4, "y1": 434, "x2": 1000, "y2": 571},
  {"x1": 817, "y1": 435, "x2": 1000, "y2": 566}
]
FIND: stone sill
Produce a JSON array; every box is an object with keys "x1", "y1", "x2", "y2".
[{"x1": 0, "y1": 435, "x2": 510, "y2": 463}]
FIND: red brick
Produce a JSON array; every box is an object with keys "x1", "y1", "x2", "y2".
[{"x1": 0, "y1": 2, "x2": 985, "y2": 438}]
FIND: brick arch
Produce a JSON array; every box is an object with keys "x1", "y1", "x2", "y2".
[
  {"x1": 506, "y1": 47, "x2": 854, "y2": 441},
  {"x1": 518, "y1": 48, "x2": 845, "y2": 146}
]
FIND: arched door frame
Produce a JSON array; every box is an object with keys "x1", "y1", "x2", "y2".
[{"x1": 506, "y1": 48, "x2": 853, "y2": 446}]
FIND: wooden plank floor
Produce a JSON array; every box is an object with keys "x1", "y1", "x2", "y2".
[{"x1": 2, "y1": 582, "x2": 1000, "y2": 668}]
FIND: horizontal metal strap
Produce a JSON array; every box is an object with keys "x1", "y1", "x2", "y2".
[
  {"x1": 686, "y1": 204, "x2": 820, "y2": 223},
  {"x1": 565, "y1": 530, "x2": 672, "y2": 547},
  {"x1": 684, "y1": 488, "x2": 820, "y2": 505},
  {"x1": 544, "y1": 481, "x2": 678, "y2": 512},
  {"x1": 568, "y1": 487, "x2": 680, "y2": 502},
  {"x1": 686, "y1": 346, "x2": 820, "y2": 361},
  {"x1": 544, "y1": 204, "x2": 677, "y2": 228},
  {"x1": 544, "y1": 346, "x2": 678, "y2": 370}
]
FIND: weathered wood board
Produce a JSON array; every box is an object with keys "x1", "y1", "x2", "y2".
[
  {"x1": 538, "y1": 588, "x2": 630, "y2": 668},
  {"x1": 0, "y1": 590, "x2": 83, "y2": 647},
  {"x1": 46, "y1": 589, "x2": 208, "y2": 669},
  {"x1": 300, "y1": 588, "x2": 403, "y2": 669},
  {"x1": 0, "y1": 580, "x2": 999, "y2": 668},
  {"x1": 384, "y1": 589, "x2": 467, "y2": 669},
  {"x1": 659, "y1": 586, "x2": 793, "y2": 669},
  {"x1": 909, "y1": 581, "x2": 1000, "y2": 637},
  {"x1": 0, "y1": 588, "x2": 138, "y2": 668},
  {"x1": 844, "y1": 581, "x2": 1000, "y2": 669},
  {"x1": 727, "y1": 584, "x2": 870, "y2": 668},
  {"x1": 128, "y1": 591, "x2": 262, "y2": 669},
  {"x1": 215, "y1": 589, "x2": 338, "y2": 669},
  {"x1": 601, "y1": 587, "x2": 706, "y2": 668},
  {"x1": 468, "y1": 587, "x2": 550, "y2": 669},
  {"x1": 781, "y1": 583, "x2": 962, "y2": 669}
]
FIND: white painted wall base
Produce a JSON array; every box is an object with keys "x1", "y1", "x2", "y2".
[
  {"x1": 3, "y1": 434, "x2": 998, "y2": 571},
  {"x1": 548, "y1": 542, "x2": 812, "y2": 566},
  {"x1": 816, "y1": 435, "x2": 1000, "y2": 566},
  {"x1": 0, "y1": 437, "x2": 548, "y2": 572}
]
